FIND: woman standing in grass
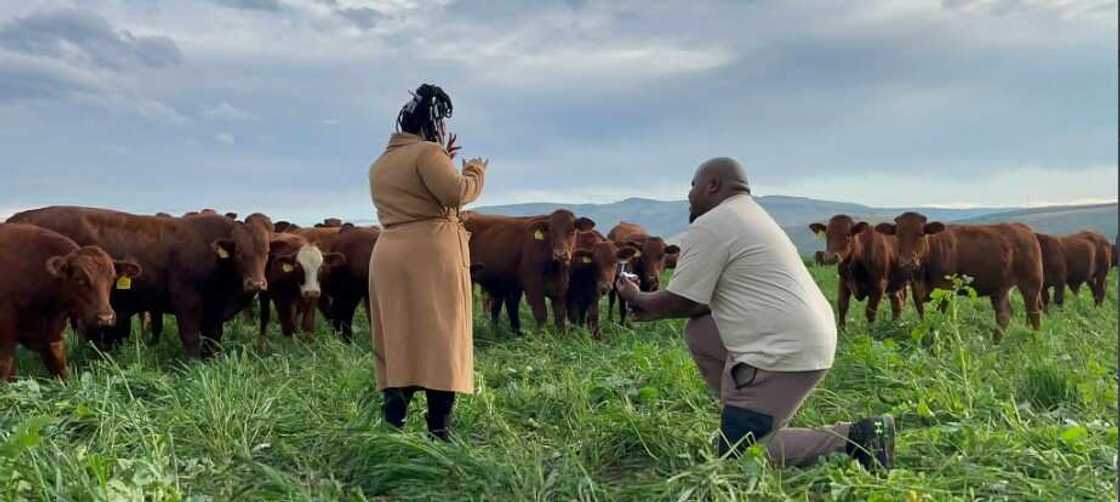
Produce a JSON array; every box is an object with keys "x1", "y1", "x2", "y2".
[{"x1": 367, "y1": 84, "x2": 488, "y2": 440}]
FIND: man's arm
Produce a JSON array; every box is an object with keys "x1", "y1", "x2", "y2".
[{"x1": 616, "y1": 277, "x2": 710, "y2": 321}]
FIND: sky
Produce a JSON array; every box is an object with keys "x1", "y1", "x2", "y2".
[{"x1": 0, "y1": 0, "x2": 1116, "y2": 223}]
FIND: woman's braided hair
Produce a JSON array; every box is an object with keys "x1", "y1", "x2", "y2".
[{"x1": 396, "y1": 83, "x2": 453, "y2": 144}]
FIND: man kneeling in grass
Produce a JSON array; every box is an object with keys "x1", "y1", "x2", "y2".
[{"x1": 615, "y1": 157, "x2": 895, "y2": 471}]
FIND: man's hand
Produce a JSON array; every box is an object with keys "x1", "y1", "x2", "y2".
[{"x1": 615, "y1": 274, "x2": 640, "y2": 303}]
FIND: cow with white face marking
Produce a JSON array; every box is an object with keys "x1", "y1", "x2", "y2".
[{"x1": 258, "y1": 233, "x2": 345, "y2": 349}]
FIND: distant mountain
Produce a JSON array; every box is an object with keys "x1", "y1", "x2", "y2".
[{"x1": 955, "y1": 203, "x2": 1117, "y2": 238}]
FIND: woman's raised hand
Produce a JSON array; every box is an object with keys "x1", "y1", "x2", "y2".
[{"x1": 444, "y1": 133, "x2": 461, "y2": 159}]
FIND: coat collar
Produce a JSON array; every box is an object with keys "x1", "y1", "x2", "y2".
[{"x1": 386, "y1": 132, "x2": 426, "y2": 151}]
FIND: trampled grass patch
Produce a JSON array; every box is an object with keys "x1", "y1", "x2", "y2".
[{"x1": 1, "y1": 269, "x2": 1116, "y2": 500}]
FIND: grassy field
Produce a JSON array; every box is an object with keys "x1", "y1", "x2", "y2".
[{"x1": 1, "y1": 266, "x2": 1116, "y2": 501}]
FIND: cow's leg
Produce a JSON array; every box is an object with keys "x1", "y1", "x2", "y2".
[
  {"x1": 550, "y1": 295, "x2": 567, "y2": 332},
  {"x1": 148, "y1": 312, "x2": 164, "y2": 344},
  {"x1": 989, "y1": 289, "x2": 1012, "y2": 343},
  {"x1": 300, "y1": 297, "x2": 318, "y2": 342},
  {"x1": 332, "y1": 294, "x2": 360, "y2": 343},
  {"x1": 488, "y1": 290, "x2": 503, "y2": 327},
  {"x1": 200, "y1": 316, "x2": 223, "y2": 359},
  {"x1": 836, "y1": 281, "x2": 852, "y2": 330},
  {"x1": 911, "y1": 281, "x2": 927, "y2": 319},
  {"x1": 174, "y1": 295, "x2": 203, "y2": 358},
  {"x1": 40, "y1": 337, "x2": 68, "y2": 381},
  {"x1": 277, "y1": 300, "x2": 297, "y2": 338},
  {"x1": 1040, "y1": 286, "x2": 1051, "y2": 313},
  {"x1": 1090, "y1": 274, "x2": 1106, "y2": 306},
  {"x1": 1053, "y1": 283, "x2": 1065, "y2": 307},
  {"x1": 0, "y1": 317, "x2": 15, "y2": 381},
  {"x1": 109, "y1": 314, "x2": 132, "y2": 350},
  {"x1": 889, "y1": 289, "x2": 904, "y2": 320},
  {"x1": 504, "y1": 291, "x2": 523, "y2": 336},
  {"x1": 258, "y1": 293, "x2": 271, "y2": 351},
  {"x1": 243, "y1": 293, "x2": 256, "y2": 322},
  {"x1": 1019, "y1": 284, "x2": 1042, "y2": 331},
  {"x1": 526, "y1": 290, "x2": 549, "y2": 332},
  {"x1": 607, "y1": 290, "x2": 618, "y2": 324},
  {"x1": 865, "y1": 285, "x2": 884, "y2": 325},
  {"x1": 588, "y1": 301, "x2": 601, "y2": 339}
]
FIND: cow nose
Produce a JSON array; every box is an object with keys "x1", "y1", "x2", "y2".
[
  {"x1": 554, "y1": 251, "x2": 570, "y2": 262},
  {"x1": 303, "y1": 289, "x2": 321, "y2": 299},
  {"x1": 96, "y1": 312, "x2": 116, "y2": 327},
  {"x1": 244, "y1": 278, "x2": 267, "y2": 293}
]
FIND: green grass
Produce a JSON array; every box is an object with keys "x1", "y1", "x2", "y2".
[{"x1": 1, "y1": 268, "x2": 1116, "y2": 500}]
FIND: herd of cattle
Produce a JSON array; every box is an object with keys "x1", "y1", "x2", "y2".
[
  {"x1": 0, "y1": 206, "x2": 680, "y2": 380},
  {"x1": 810, "y1": 212, "x2": 1116, "y2": 338},
  {"x1": 0, "y1": 205, "x2": 1114, "y2": 381}
]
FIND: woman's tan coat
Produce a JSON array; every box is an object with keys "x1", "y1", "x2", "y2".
[{"x1": 367, "y1": 132, "x2": 486, "y2": 393}]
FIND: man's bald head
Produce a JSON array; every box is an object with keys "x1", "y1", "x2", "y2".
[
  {"x1": 688, "y1": 157, "x2": 751, "y2": 223},
  {"x1": 695, "y1": 157, "x2": 751, "y2": 194}
]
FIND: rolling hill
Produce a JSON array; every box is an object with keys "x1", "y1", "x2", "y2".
[{"x1": 471, "y1": 197, "x2": 1117, "y2": 255}]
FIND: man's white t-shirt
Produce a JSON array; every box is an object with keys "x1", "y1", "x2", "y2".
[{"x1": 666, "y1": 194, "x2": 836, "y2": 371}]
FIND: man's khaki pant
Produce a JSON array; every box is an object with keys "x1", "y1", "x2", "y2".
[{"x1": 686, "y1": 315, "x2": 851, "y2": 467}]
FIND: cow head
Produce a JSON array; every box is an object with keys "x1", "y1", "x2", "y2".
[
  {"x1": 214, "y1": 222, "x2": 271, "y2": 293},
  {"x1": 245, "y1": 213, "x2": 274, "y2": 235},
  {"x1": 875, "y1": 212, "x2": 945, "y2": 273},
  {"x1": 527, "y1": 210, "x2": 596, "y2": 264},
  {"x1": 274, "y1": 221, "x2": 299, "y2": 233},
  {"x1": 622, "y1": 237, "x2": 680, "y2": 292},
  {"x1": 810, "y1": 215, "x2": 869, "y2": 264},
  {"x1": 270, "y1": 241, "x2": 346, "y2": 299},
  {"x1": 46, "y1": 246, "x2": 141, "y2": 328}
]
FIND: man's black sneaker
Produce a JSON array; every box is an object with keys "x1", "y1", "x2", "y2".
[{"x1": 846, "y1": 415, "x2": 896, "y2": 472}]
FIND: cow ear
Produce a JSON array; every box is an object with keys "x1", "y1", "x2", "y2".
[
  {"x1": 851, "y1": 222, "x2": 869, "y2": 235},
  {"x1": 323, "y1": 252, "x2": 347, "y2": 267},
  {"x1": 114, "y1": 260, "x2": 142, "y2": 278},
  {"x1": 875, "y1": 223, "x2": 896, "y2": 235},
  {"x1": 575, "y1": 217, "x2": 596, "y2": 232},
  {"x1": 809, "y1": 223, "x2": 826, "y2": 236},
  {"x1": 45, "y1": 255, "x2": 70, "y2": 278},
  {"x1": 212, "y1": 239, "x2": 235, "y2": 259},
  {"x1": 665, "y1": 245, "x2": 680, "y2": 255},
  {"x1": 616, "y1": 246, "x2": 638, "y2": 261},
  {"x1": 528, "y1": 221, "x2": 549, "y2": 241},
  {"x1": 925, "y1": 222, "x2": 946, "y2": 235}
]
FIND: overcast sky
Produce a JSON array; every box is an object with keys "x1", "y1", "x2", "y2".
[{"x1": 1, "y1": 0, "x2": 1116, "y2": 222}]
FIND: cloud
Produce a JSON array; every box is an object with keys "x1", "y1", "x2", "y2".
[
  {"x1": 0, "y1": 8, "x2": 182, "y2": 71},
  {"x1": 210, "y1": 0, "x2": 283, "y2": 12},
  {"x1": 216, "y1": 132, "x2": 236, "y2": 145},
  {"x1": 205, "y1": 102, "x2": 256, "y2": 121}
]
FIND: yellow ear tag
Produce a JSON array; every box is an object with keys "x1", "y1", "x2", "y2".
[
  {"x1": 115, "y1": 276, "x2": 132, "y2": 290},
  {"x1": 633, "y1": 251, "x2": 642, "y2": 258},
  {"x1": 581, "y1": 257, "x2": 592, "y2": 264},
  {"x1": 282, "y1": 263, "x2": 294, "y2": 273},
  {"x1": 533, "y1": 230, "x2": 545, "y2": 241},
  {"x1": 217, "y1": 247, "x2": 230, "y2": 259}
]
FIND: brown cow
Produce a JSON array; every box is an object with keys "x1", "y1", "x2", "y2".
[
  {"x1": 275, "y1": 221, "x2": 300, "y2": 233},
  {"x1": 316, "y1": 218, "x2": 344, "y2": 228},
  {"x1": 1077, "y1": 230, "x2": 1113, "y2": 305},
  {"x1": 258, "y1": 233, "x2": 345, "y2": 348},
  {"x1": 606, "y1": 222, "x2": 679, "y2": 324},
  {"x1": 8, "y1": 206, "x2": 270, "y2": 358},
  {"x1": 810, "y1": 215, "x2": 909, "y2": 329},
  {"x1": 316, "y1": 226, "x2": 380, "y2": 342},
  {"x1": 1034, "y1": 233, "x2": 1068, "y2": 311},
  {"x1": 566, "y1": 230, "x2": 636, "y2": 338},
  {"x1": 0, "y1": 223, "x2": 140, "y2": 380},
  {"x1": 875, "y1": 212, "x2": 1043, "y2": 341},
  {"x1": 1059, "y1": 231, "x2": 1111, "y2": 306},
  {"x1": 464, "y1": 210, "x2": 596, "y2": 334}
]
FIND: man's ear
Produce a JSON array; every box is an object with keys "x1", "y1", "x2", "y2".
[
  {"x1": 45, "y1": 255, "x2": 70, "y2": 278},
  {"x1": 114, "y1": 260, "x2": 142, "y2": 278},
  {"x1": 212, "y1": 239, "x2": 235, "y2": 259},
  {"x1": 875, "y1": 223, "x2": 896, "y2": 235}
]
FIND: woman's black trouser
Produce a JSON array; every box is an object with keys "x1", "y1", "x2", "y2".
[{"x1": 382, "y1": 386, "x2": 456, "y2": 440}]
